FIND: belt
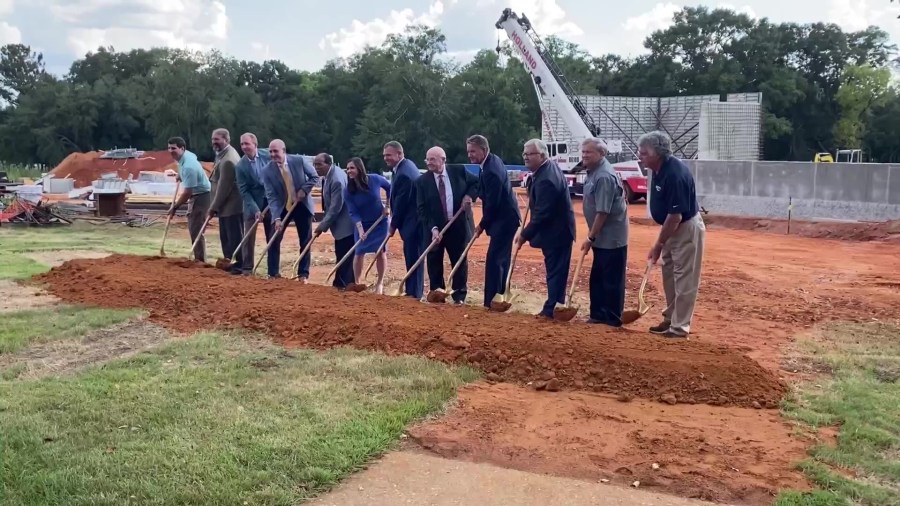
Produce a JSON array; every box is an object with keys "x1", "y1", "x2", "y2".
[{"x1": 189, "y1": 191, "x2": 210, "y2": 199}]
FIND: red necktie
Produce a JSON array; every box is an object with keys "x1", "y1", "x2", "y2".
[{"x1": 438, "y1": 173, "x2": 449, "y2": 220}]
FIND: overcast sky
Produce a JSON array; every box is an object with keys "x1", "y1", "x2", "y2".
[{"x1": 1, "y1": 0, "x2": 898, "y2": 76}]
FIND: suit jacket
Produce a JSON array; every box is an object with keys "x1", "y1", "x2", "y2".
[
  {"x1": 209, "y1": 145, "x2": 243, "y2": 217},
  {"x1": 389, "y1": 158, "x2": 421, "y2": 240},
  {"x1": 235, "y1": 149, "x2": 271, "y2": 218},
  {"x1": 478, "y1": 152, "x2": 521, "y2": 236},
  {"x1": 316, "y1": 164, "x2": 354, "y2": 240},
  {"x1": 416, "y1": 165, "x2": 479, "y2": 240},
  {"x1": 521, "y1": 160, "x2": 576, "y2": 249},
  {"x1": 261, "y1": 154, "x2": 320, "y2": 224}
]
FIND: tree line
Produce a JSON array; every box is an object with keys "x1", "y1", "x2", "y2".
[{"x1": 1, "y1": 6, "x2": 898, "y2": 171}]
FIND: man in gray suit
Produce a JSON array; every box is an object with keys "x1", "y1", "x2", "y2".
[
  {"x1": 260, "y1": 139, "x2": 320, "y2": 282},
  {"x1": 313, "y1": 153, "x2": 355, "y2": 289},
  {"x1": 208, "y1": 128, "x2": 244, "y2": 274},
  {"x1": 235, "y1": 132, "x2": 272, "y2": 276}
]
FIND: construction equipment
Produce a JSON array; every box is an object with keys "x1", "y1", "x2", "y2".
[
  {"x1": 426, "y1": 229, "x2": 481, "y2": 303},
  {"x1": 552, "y1": 248, "x2": 586, "y2": 322},
  {"x1": 216, "y1": 206, "x2": 267, "y2": 271},
  {"x1": 391, "y1": 207, "x2": 465, "y2": 297},
  {"x1": 621, "y1": 262, "x2": 654, "y2": 324},
  {"x1": 159, "y1": 182, "x2": 180, "y2": 256}
]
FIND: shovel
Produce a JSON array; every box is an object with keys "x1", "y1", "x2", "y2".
[
  {"x1": 357, "y1": 233, "x2": 392, "y2": 289},
  {"x1": 622, "y1": 262, "x2": 654, "y2": 324},
  {"x1": 327, "y1": 215, "x2": 387, "y2": 289},
  {"x1": 187, "y1": 214, "x2": 213, "y2": 261},
  {"x1": 288, "y1": 228, "x2": 322, "y2": 280},
  {"x1": 552, "y1": 247, "x2": 586, "y2": 322},
  {"x1": 426, "y1": 229, "x2": 480, "y2": 303},
  {"x1": 489, "y1": 202, "x2": 531, "y2": 312},
  {"x1": 391, "y1": 206, "x2": 465, "y2": 297},
  {"x1": 159, "y1": 182, "x2": 180, "y2": 256},
  {"x1": 216, "y1": 206, "x2": 268, "y2": 271},
  {"x1": 252, "y1": 200, "x2": 300, "y2": 276}
]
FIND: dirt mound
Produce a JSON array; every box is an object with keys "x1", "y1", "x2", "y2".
[
  {"x1": 632, "y1": 214, "x2": 900, "y2": 242},
  {"x1": 50, "y1": 151, "x2": 214, "y2": 188},
  {"x1": 33, "y1": 254, "x2": 788, "y2": 409}
]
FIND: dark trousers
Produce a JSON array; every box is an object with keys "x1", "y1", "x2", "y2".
[
  {"x1": 187, "y1": 192, "x2": 210, "y2": 262},
  {"x1": 401, "y1": 229, "x2": 424, "y2": 299},
  {"x1": 218, "y1": 214, "x2": 244, "y2": 272},
  {"x1": 589, "y1": 245, "x2": 627, "y2": 327},
  {"x1": 426, "y1": 224, "x2": 468, "y2": 303},
  {"x1": 333, "y1": 234, "x2": 356, "y2": 289},
  {"x1": 482, "y1": 226, "x2": 516, "y2": 308},
  {"x1": 269, "y1": 206, "x2": 312, "y2": 278},
  {"x1": 241, "y1": 212, "x2": 275, "y2": 275},
  {"x1": 540, "y1": 242, "x2": 573, "y2": 317}
]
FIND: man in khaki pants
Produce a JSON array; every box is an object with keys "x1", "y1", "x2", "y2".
[{"x1": 638, "y1": 131, "x2": 706, "y2": 338}]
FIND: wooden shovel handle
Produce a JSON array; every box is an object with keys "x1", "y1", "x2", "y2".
[
  {"x1": 503, "y1": 200, "x2": 531, "y2": 294},
  {"x1": 188, "y1": 214, "x2": 213, "y2": 259},
  {"x1": 446, "y1": 229, "x2": 480, "y2": 285},
  {"x1": 159, "y1": 182, "x2": 181, "y2": 253},
  {"x1": 326, "y1": 214, "x2": 386, "y2": 282},
  {"x1": 362, "y1": 233, "x2": 391, "y2": 281},
  {"x1": 564, "y1": 248, "x2": 587, "y2": 306},
  {"x1": 252, "y1": 200, "x2": 299, "y2": 274},
  {"x1": 397, "y1": 206, "x2": 465, "y2": 289}
]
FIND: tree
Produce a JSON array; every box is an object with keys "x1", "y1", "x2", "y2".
[
  {"x1": 833, "y1": 64, "x2": 892, "y2": 148},
  {"x1": 0, "y1": 44, "x2": 48, "y2": 105}
]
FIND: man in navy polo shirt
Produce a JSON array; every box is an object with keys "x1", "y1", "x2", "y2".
[{"x1": 639, "y1": 131, "x2": 706, "y2": 338}]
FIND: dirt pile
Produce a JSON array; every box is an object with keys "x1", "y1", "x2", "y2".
[
  {"x1": 34, "y1": 254, "x2": 788, "y2": 409},
  {"x1": 50, "y1": 151, "x2": 214, "y2": 188}
]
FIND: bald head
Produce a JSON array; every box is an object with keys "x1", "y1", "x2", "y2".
[
  {"x1": 425, "y1": 146, "x2": 446, "y2": 174},
  {"x1": 269, "y1": 139, "x2": 286, "y2": 164}
]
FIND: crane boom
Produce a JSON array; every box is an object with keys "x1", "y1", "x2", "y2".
[{"x1": 495, "y1": 8, "x2": 599, "y2": 144}]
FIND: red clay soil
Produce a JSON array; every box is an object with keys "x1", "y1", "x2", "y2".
[
  {"x1": 408, "y1": 382, "x2": 812, "y2": 505},
  {"x1": 50, "y1": 151, "x2": 214, "y2": 188},
  {"x1": 34, "y1": 254, "x2": 787, "y2": 409}
]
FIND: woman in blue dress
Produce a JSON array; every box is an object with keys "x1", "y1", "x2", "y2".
[{"x1": 343, "y1": 157, "x2": 391, "y2": 294}]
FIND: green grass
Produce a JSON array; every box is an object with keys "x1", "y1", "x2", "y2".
[
  {"x1": 777, "y1": 322, "x2": 900, "y2": 506},
  {"x1": 0, "y1": 306, "x2": 141, "y2": 354},
  {"x1": 0, "y1": 163, "x2": 45, "y2": 182},
  {"x1": 0, "y1": 331, "x2": 480, "y2": 505},
  {"x1": 0, "y1": 222, "x2": 191, "y2": 279}
]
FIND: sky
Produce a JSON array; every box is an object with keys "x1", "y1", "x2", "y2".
[{"x1": 1, "y1": 0, "x2": 899, "y2": 76}]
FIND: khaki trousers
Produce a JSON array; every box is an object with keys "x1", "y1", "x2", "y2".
[{"x1": 660, "y1": 214, "x2": 705, "y2": 334}]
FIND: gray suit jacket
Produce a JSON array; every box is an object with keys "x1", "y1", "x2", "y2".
[
  {"x1": 209, "y1": 145, "x2": 243, "y2": 217},
  {"x1": 316, "y1": 165, "x2": 354, "y2": 240},
  {"x1": 235, "y1": 149, "x2": 271, "y2": 218},
  {"x1": 261, "y1": 154, "x2": 319, "y2": 223}
]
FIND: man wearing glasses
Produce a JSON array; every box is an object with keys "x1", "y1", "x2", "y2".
[{"x1": 515, "y1": 139, "x2": 576, "y2": 319}]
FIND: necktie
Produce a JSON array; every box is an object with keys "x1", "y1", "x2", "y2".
[
  {"x1": 438, "y1": 173, "x2": 449, "y2": 220},
  {"x1": 280, "y1": 162, "x2": 295, "y2": 211}
]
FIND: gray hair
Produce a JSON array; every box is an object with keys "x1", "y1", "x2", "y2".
[
  {"x1": 637, "y1": 131, "x2": 672, "y2": 158},
  {"x1": 383, "y1": 140, "x2": 404, "y2": 153},
  {"x1": 524, "y1": 138, "x2": 549, "y2": 157},
  {"x1": 317, "y1": 153, "x2": 333, "y2": 165},
  {"x1": 240, "y1": 132, "x2": 257, "y2": 145},
  {"x1": 466, "y1": 134, "x2": 490, "y2": 152},
  {"x1": 212, "y1": 128, "x2": 230, "y2": 142},
  {"x1": 581, "y1": 137, "x2": 608, "y2": 154}
]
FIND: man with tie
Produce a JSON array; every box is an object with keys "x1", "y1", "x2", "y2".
[
  {"x1": 235, "y1": 132, "x2": 272, "y2": 275},
  {"x1": 515, "y1": 138, "x2": 576, "y2": 319},
  {"x1": 384, "y1": 140, "x2": 424, "y2": 300},
  {"x1": 313, "y1": 153, "x2": 355, "y2": 289},
  {"x1": 466, "y1": 134, "x2": 521, "y2": 309},
  {"x1": 416, "y1": 146, "x2": 479, "y2": 304},
  {"x1": 260, "y1": 139, "x2": 320, "y2": 282}
]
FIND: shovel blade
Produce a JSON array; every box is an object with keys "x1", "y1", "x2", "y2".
[
  {"x1": 489, "y1": 300, "x2": 512, "y2": 312},
  {"x1": 553, "y1": 306, "x2": 578, "y2": 322},
  {"x1": 215, "y1": 258, "x2": 234, "y2": 271},
  {"x1": 426, "y1": 289, "x2": 448, "y2": 303},
  {"x1": 621, "y1": 309, "x2": 644, "y2": 325},
  {"x1": 346, "y1": 283, "x2": 368, "y2": 293}
]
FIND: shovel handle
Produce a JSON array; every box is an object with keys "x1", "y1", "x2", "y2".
[
  {"x1": 446, "y1": 229, "x2": 480, "y2": 286},
  {"x1": 188, "y1": 214, "x2": 213, "y2": 259},
  {"x1": 637, "y1": 261, "x2": 653, "y2": 304},
  {"x1": 159, "y1": 182, "x2": 180, "y2": 254},
  {"x1": 396, "y1": 206, "x2": 465, "y2": 290},
  {"x1": 503, "y1": 201, "x2": 531, "y2": 294},
  {"x1": 229, "y1": 206, "x2": 268, "y2": 263},
  {"x1": 564, "y1": 248, "x2": 588, "y2": 306},
  {"x1": 326, "y1": 214, "x2": 386, "y2": 282},
  {"x1": 252, "y1": 200, "x2": 299, "y2": 275},
  {"x1": 362, "y1": 233, "x2": 391, "y2": 281}
]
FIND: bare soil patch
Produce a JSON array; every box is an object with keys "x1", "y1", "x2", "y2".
[
  {"x1": 26, "y1": 250, "x2": 110, "y2": 267},
  {"x1": 0, "y1": 279, "x2": 60, "y2": 313}
]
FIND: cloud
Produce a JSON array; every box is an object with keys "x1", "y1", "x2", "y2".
[
  {"x1": 0, "y1": 21, "x2": 21, "y2": 45},
  {"x1": 0, "y1": 0, "x2": 14, "y2": 17},
  {"x1": 319, "y1": 1, "x2": 450, "y2": 58},
  {"x1": 36, "y1": 0, "x2": 228, "y2": 57},
  {"x1": 504, "y1": 0, "x2": 582, "y2": 38},
  {"x1": 828, "y1": 0, "x2": 900, "y2": 32}
]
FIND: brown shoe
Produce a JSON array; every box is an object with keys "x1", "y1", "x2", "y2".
[{"x1": 649, "y1": 321, "x2": 671, "y2": 334}]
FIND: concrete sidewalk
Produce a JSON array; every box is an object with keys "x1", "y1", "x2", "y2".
[{"x1": 309, "y1": 451, "x2": 728, "y2": 506}]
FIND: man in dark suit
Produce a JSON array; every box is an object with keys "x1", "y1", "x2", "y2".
[
  {"x1": 313, "y1": 153, "x2": 355, "y2": 289},
  {"x1": 467, "y1": 134, "x2": 521, "y2": 308},
  {"x1": 416, "y1": 146, "x2": 479, "y2": 304},
  {"x1": 235, "y1": 132, "x2": 272, "y2": 275},
  {"x1": 516, "y1": 138, "x2": 576, "y2": 319},
  {"x1": 260, "y1": 139, "x2": 320, "y2": 282},
  {"x1": 384, "y1": 140, "x2": 424, "y2": 300}
]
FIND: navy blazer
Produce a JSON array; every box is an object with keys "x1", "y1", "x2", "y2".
[
  {"x1": 235, "y1": 148, "x2": 271, "y2": 218},
  {"x1": 388, "y1": 158, "x2": 421, "y2": 240},
  {"x1": 261, "y1": 154, "x2": 320, "y2": 224},
  {"x1": 520, "y1": 160, "x2": 576, "y2": 249},
  {"x1": 478, "y1": 152, "x2": 521, "y2": 236},
  {"x1": 415, "y1": 165, "x2": 479, "y2": 239}
]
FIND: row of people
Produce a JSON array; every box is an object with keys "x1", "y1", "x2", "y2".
[{"x1": 165, "y1": 129, "x2": 704, "y2": 335}]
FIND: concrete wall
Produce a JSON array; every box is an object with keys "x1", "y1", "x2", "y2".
[{"x1": 680, "y1": 160, "x2": 900, "y2": 222}]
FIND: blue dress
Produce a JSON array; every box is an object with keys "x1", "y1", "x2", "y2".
[{"x1": 343, "y1": 174, "x2": 392, "y2": 255}]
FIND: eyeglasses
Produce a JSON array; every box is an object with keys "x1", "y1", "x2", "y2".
[{"x1": 522, "y1": 152, "x2": 540, "y2": 157}]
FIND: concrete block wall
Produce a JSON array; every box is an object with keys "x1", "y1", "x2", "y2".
[{"x1": 680, "y1": 160, "x2": 900, "y2": 222}]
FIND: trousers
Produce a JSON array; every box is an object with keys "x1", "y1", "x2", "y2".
[
  {"x1": 269, "y1": 206, "x2": 312, "y2": 279},
  {"x1": 218, "y1": 213, "x2": 243, "y2": 273},
  {"x1": 187, "y1": 192, "x2": 210, "y2": 262},
  {"x1": 333, "y1": 234, "x2": 356, "y2": 289},
  {"x1": 539, "y1": 242, "x2": 573, "y2": 317},
  {"x1": 482, "y1": 226, "x2": 516, "y2": 308},
  {"x1": 241, "y1": 212, "x2": 275, "y2": 275},
  {"x1": 400, "y1": 229, "x2": 424, "y2": 299},
  {"x1": 426, "y1": 223, "x2": 469, "y2": 304},
  {"x1": 589, "y1": 245, "x2": 627, "y2": 326},
  {"x1": 660, "y1": 214, "x2": 706, "y2": 333}
]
